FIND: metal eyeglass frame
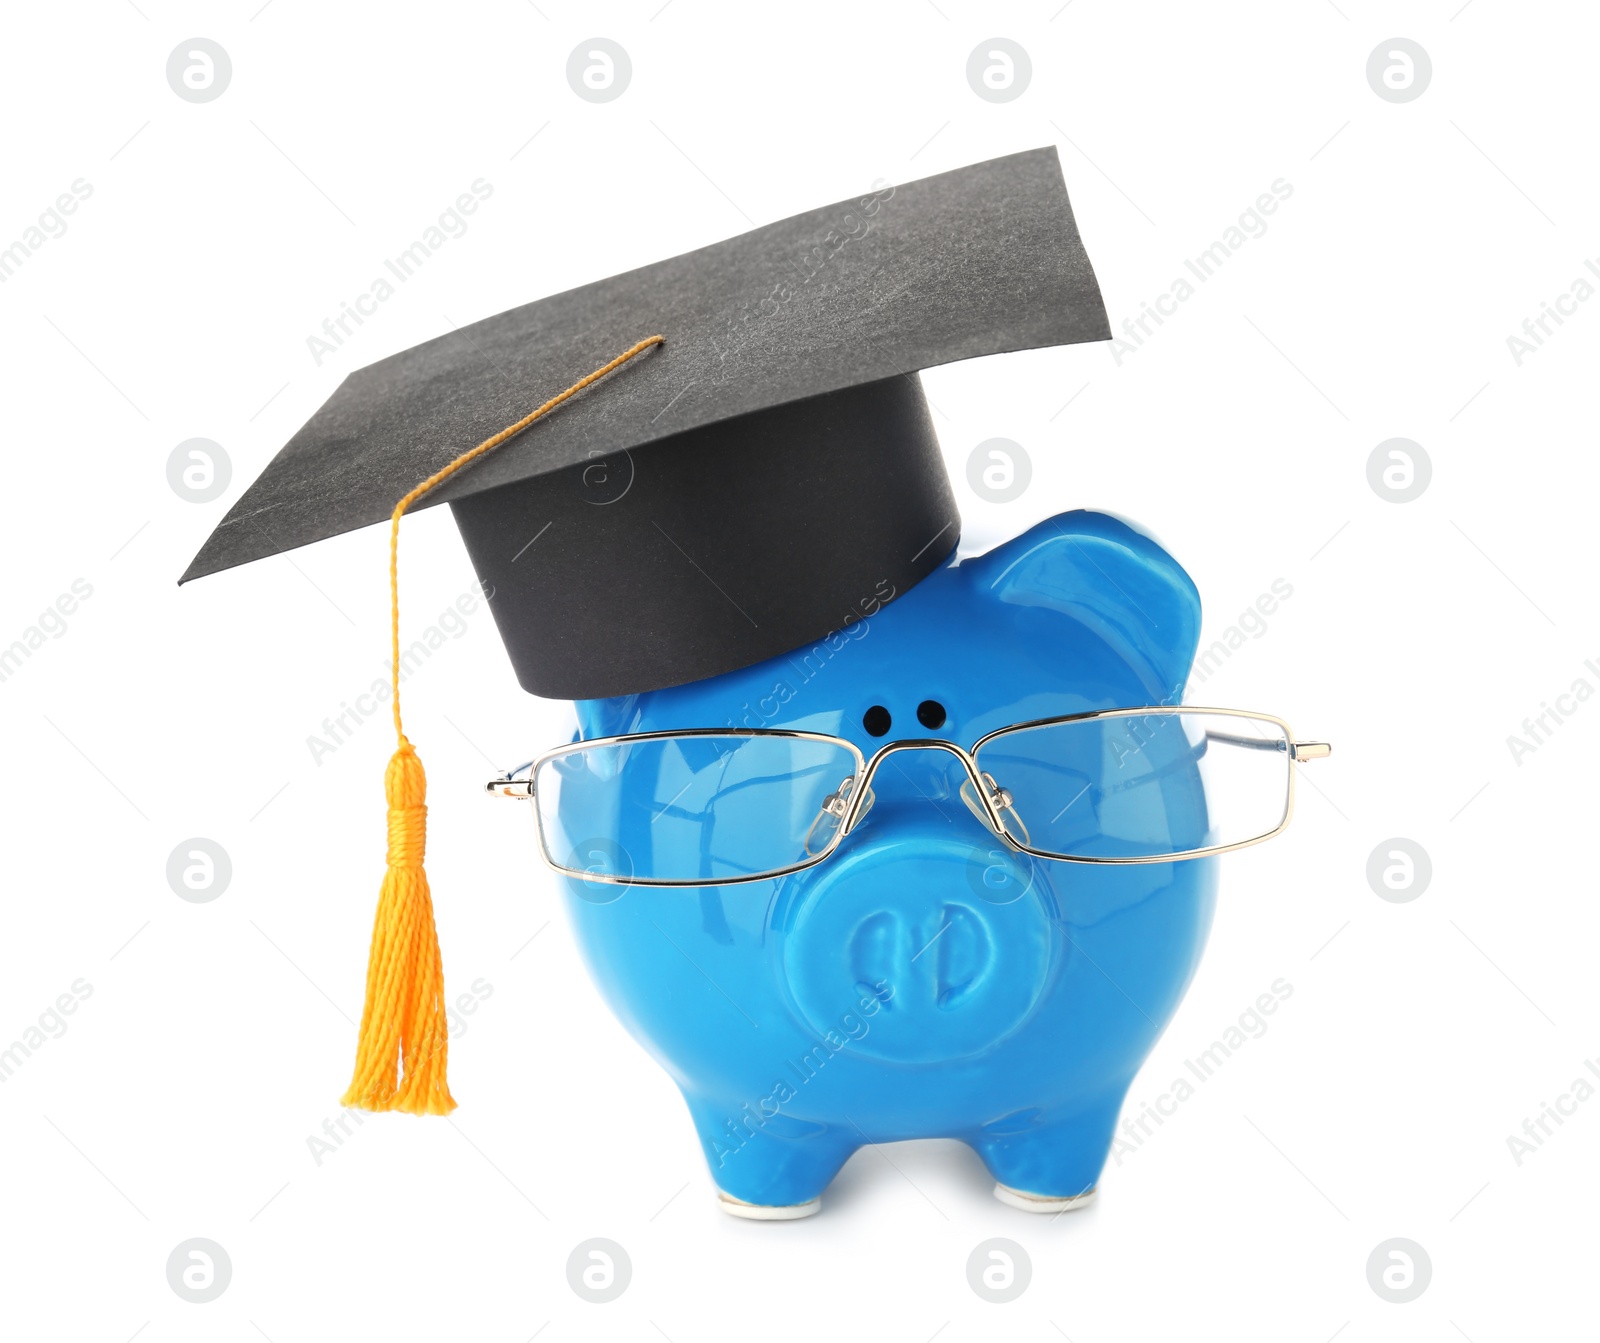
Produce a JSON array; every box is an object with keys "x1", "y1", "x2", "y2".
[{"x1": 485, "y1": 705, "x2": 1332, "y2": 888}]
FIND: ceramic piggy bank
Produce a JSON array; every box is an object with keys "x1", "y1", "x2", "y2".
[
  {"x1": 181, "y1": 151, "x2": 1328, "y2": 1195},
  {"x1": 506, "y1": 508, "x2": 1323, "y2": 1220}
]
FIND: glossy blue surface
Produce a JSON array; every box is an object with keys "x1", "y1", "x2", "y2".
[{"x1": 556, "y1": 510, "x2": 1217, "y2": 1208}]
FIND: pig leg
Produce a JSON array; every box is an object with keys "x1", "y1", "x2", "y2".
[
  {"x1": 970, "y1": 1091, "x2": 1125, "y2": 1212},
  {"x1": 683, "y1": 1092, "x2": 858, "y2": 1219}
]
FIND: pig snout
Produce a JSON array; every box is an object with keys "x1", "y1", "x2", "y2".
[{"x1": 778, "y1": 822, "x2": 1058, "y2": 1065}]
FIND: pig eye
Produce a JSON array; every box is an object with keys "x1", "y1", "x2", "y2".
[
  {"x1": 862, "y1": 705, "x2": 892, "y2": 737},
  {"x1": 916, "y1": 700, "x2": 947, "y2": 730}
]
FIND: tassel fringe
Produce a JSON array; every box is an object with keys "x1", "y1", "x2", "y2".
[{"x1": 341, "y1": 740, "x2": 456, "y2": 1115}]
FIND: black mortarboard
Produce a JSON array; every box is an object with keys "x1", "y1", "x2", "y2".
[
  {"x1": 182, "y1": 147, "x2": 1109, "y2": 699},
  {"x1": 181, "y1": 148, "x2": 1112, "y2": 1118}
]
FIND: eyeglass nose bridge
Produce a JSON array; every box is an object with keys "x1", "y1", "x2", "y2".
[{"x1": 840, "y1": 738, "x2": 1012, "y2": 839}]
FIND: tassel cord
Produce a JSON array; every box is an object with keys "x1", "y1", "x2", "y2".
[{"x1": 342, "y1": 334, "x2": 665, "y2": 1115}]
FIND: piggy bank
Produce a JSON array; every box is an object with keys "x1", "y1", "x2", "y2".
[{"x1": 530, "y1": 509, "x2": 1220, "y2": 1218}]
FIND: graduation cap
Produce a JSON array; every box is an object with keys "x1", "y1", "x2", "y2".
[{"x1": 184, "y1": 146, "x2": 1110, "y2": 1114}]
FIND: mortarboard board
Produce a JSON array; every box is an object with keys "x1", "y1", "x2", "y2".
[
  {"x1": 182, "y1": 146, "x2": 1110, "y2": 1115},
  {"x1": 182, "y1": 146, "x2": 1109, "y2": 699}
]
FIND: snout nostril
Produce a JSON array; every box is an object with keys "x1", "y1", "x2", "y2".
[
  {"x1": 863, "y1": 705, "x2": 892, "y2": 737},
  {"x1": 917, "y1": 700, "x2": 947, "y2": 730}
]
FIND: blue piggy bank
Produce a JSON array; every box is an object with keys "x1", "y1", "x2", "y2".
[{"x1": 533, "y1": 509, "x2": 1223, "y2": 1218}]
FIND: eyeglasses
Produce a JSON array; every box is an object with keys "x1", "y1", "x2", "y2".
[{"x1": 486, "y1": 706, "x2": 1331, "y2": 888}]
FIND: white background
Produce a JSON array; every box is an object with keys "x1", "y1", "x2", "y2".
[{"x1": 2, "y1": 1, "x2": 1595, "y2": 1338}]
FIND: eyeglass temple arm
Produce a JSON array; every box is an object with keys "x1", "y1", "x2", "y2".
[
  {"x1": 486, "y1": 761, "x2": 535, "y2": 799},
  {"x1": 1198, "y1": 730, "x2": 1333, "y2": 759}
]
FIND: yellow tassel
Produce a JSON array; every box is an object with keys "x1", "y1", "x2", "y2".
[
  {"x1": 341, "y1": 739, "x2": 455, "y2": 1113},
  {"x1": 341, "y1": 334, "x2": 665, "y2": 1114}
]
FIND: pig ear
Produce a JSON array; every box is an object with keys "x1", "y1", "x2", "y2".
[
  {"x1": 574, "y1": 694, "x2": 641, "y2": 741},
  {"x1": 964, "y1": 510, "x2": 1202, "y2": 702}
]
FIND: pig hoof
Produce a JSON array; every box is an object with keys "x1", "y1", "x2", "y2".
[
  {"x1": 992, "y1": 1182, "x2": 1097, "y2": 1214},
  {"x1": 716, "y1": 1191, "x2": 823, "y2": 1221}
]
